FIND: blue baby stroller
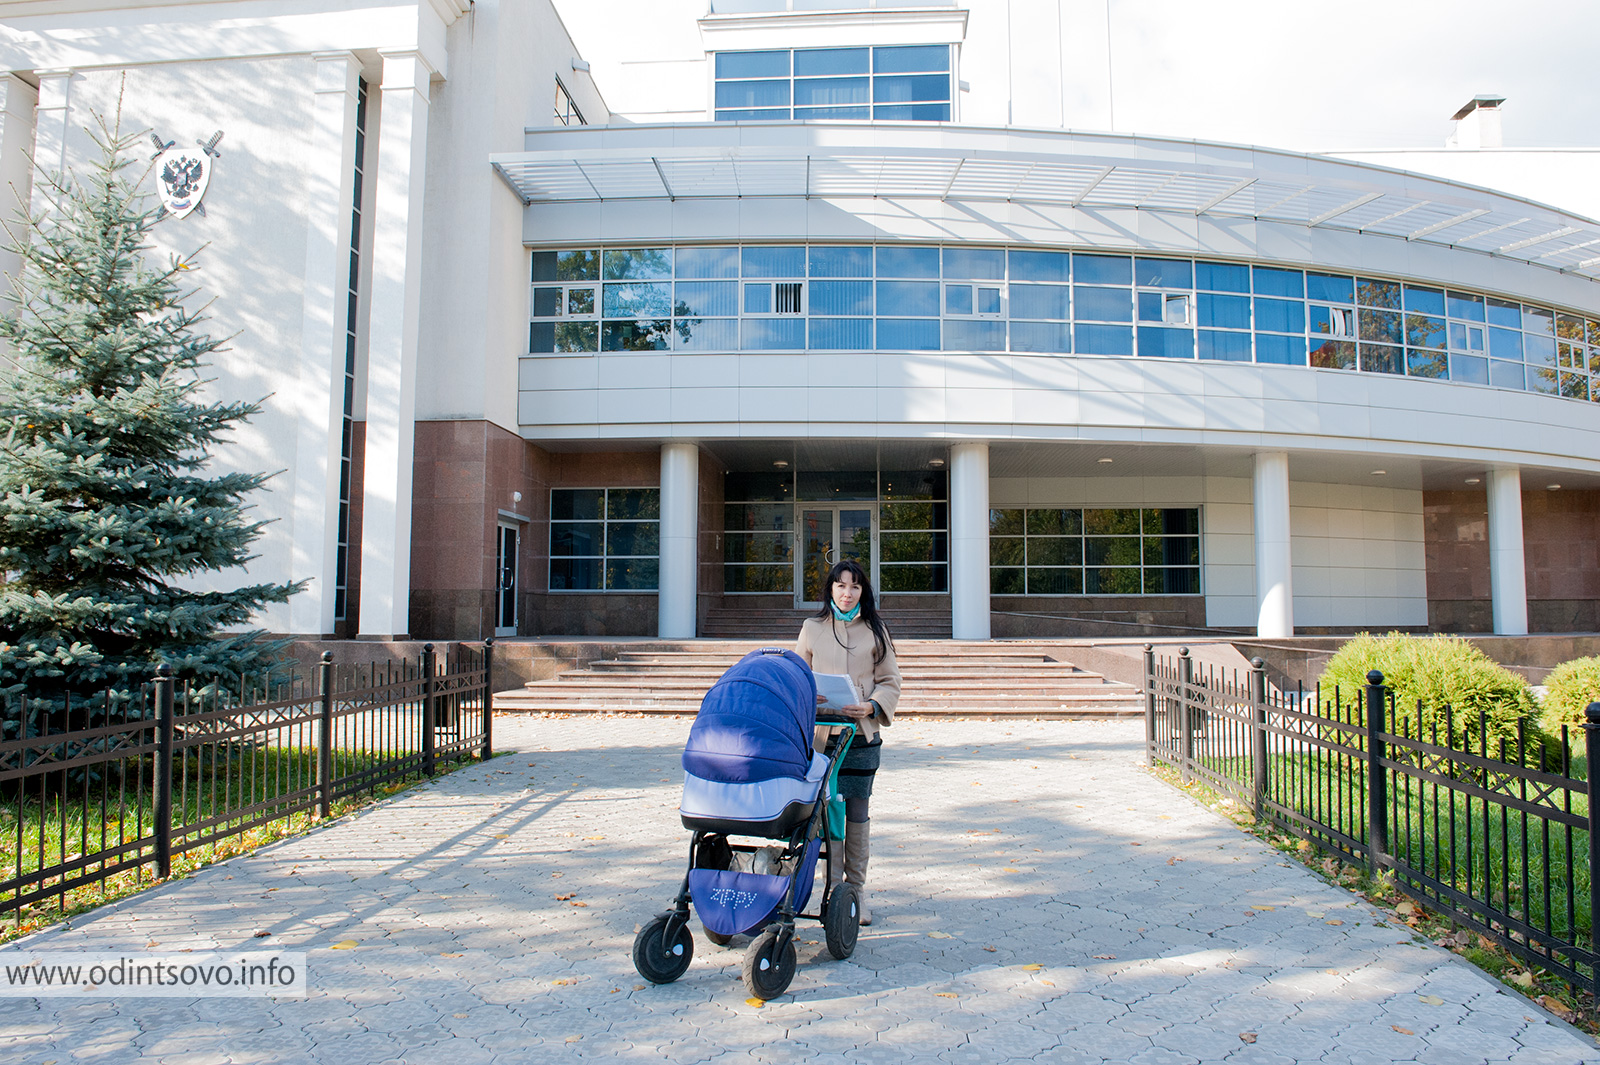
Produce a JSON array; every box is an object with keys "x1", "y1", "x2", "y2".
[{"x1": 631, "y1": 647, "x2": 861, "y2": 999}]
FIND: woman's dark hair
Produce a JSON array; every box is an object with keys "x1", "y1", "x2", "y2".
[{"x1": 813, "y1": 559, "x2": 894, "y2": 664}]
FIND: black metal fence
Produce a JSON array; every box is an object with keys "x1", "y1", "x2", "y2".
[
  {"x1": 1, "y1": 642, "x2": 492, "y2": 927},
  {"x1": 1145, "y1": 645, "x2": 1598, "y2": 998}
]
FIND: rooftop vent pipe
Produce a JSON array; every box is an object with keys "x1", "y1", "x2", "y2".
[{"x1": 1446, "y1": 95, "x2": 1505, "y2": 149}]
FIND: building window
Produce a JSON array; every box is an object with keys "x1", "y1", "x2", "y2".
[
  {"x1": 555, "y1": 78, "x2": 585, "y2": 126},
  {"x1": 333, "y1": 76, "x2": 369, "y2": 624},
  {"x1": 724, "y1": 472, "x2": 796, "y2": 593},
  {"x1": 990, "y1": 508, "x2": 1200, "y2": 596},
  {"x1": 549, "y1": 488, "x2": 660, "y2": 591},
  {"x1": 713, "y1": 45, "x2": 951, "y2": 122},
  {"x1": 878, "y1": 469, "x2": 948, "y2": 593}
]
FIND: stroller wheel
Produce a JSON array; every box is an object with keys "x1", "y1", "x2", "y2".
[
  {"x1": 822, "y1": 883, "x2": 859, "y2": 960},
  {"x1": 633, "y1": 913, "x2": 694, "y2": 984},
  {"x1": 741, "y1": 927, "x2": 797, "y2": 1000}
]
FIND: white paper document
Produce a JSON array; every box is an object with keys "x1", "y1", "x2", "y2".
[{"x1": 812, "y1": 672, "x2": 862, "y2": 712}]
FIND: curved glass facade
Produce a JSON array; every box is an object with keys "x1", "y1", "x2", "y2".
[{"x1": 530, "y1": 246, "x2": 1600, "y2": 403}]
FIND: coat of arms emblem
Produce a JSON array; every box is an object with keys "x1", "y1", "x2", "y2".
[{"x1": 151, "y1": 131, "x2": 223, "y2": 220}]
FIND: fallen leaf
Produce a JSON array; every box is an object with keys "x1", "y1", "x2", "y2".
[
  {"x1": 1396, "y1": 901, "x2": 1416, "y2": 916},
  {"x1": 928, "y1": 931, "x2": 952, "y2": 939},
  {"x1": 253, "y1": 931, "x2": 270, "y2": 939},
  {"x1": 551, "y1": 872, "x2": 564, "y2": 878},
  {"x1": 1538, "y1": 995, "x2": 1576, "y2": 1021},
  {"x1": 145, "y1": 941, "x2": 159, "y2": 948},
  {"x1": 983, "y1": 946, "x2": 997, "y2": 952},
  {"x1": 569, "y1": 901, "x2": 588, "y2": 908},
  {"x1": 1020, "y1": 964, "x2": 1042, "y2": 971},
  {"x1": 1166, "y1": 857, "x2": 1184, "y2": 866},
  {"x1": 634, "y1": 984, "x2": 646, "y2": 991},
  {"x1": 1418, "y1": 994, "x2": 1444, "y2": 1006},
  {"x1": 610, "y1": 988, "x2": 620, "y2": 994},
  {"x1": 564, "y1": 1035, "x2": 582, "y2": 1043},
  {"x1": 552, "y1": 978, "x2": 576, "y2": 986},
  {"x1": 1325, "y1": 919, "x2": 1344, "y2": 926},
  {"x1": 746, "y1": 997, "x2": 765, "y2": 1008},
  {"x1": 1306, "y1": 912, "x2": 1325, "y2": 918},
  {"x1": 1003, "y1": 867, "x2": 1020, "y2": 873},
  {"x1": 1239, "y1": 1033, "x2": 1258, "y2": 1044},
  {"x1": 1092, "y1": 954, "x2": 1116, "y2": 960},
  {"x1": 934, "y1": 992, "x2": 958, "y2": 998},
  {"x1": 584, "y1": 836, "x2": 605, "y2": 841},
  {"x1": 1511, "y1": 971, "x2": 1536, "y2": 990},
  {"x1": 453, "y1": 1013, "x2": 469, "y2": 1019},
  {"x1": 493, "y1": 833, "x2": 509, "y2": 839},
  {"x1": 441, "y1": 952, "x2": 464, "y2": 958},
  {"x1": 556, "y1": 893, "x2": 576, "y2": 901},
  {"x1": 1251, "y1": 905, "x2": 1275, "y2": 911},
  {"x1": 1129, "y1": 842, "x2": 1141, "y2": 847},
  {"x1": 1391, "y1": 1026, "x2": 1413, "y2": 1036},
  {"x1": 330, "y1": 940, "x2": 358, "y2": 950}
]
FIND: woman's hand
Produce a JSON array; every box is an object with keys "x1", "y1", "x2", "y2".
[{"x1": 838, "y1": 702, "x2": 874, "y2": 720}]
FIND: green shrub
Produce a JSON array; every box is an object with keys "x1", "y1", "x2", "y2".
[
  {"x1": 1539, "y1": 656, "x2": 1600, "y2": 732},
  {"x1": 1317, "y1": 632, "x2": 1537, "y2": 753}
]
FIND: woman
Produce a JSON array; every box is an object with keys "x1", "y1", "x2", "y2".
[{"x1": 795, "y1": 559, "x2": 901, "y2": 926}]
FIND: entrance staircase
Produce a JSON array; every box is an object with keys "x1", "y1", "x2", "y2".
[{"x1": 494, "y1": 640, "x2": 1141, "y2": 718}]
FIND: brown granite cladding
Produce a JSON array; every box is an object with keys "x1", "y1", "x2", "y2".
[
  {"x1": 990, "y1": 596, "x2": 1209, "y2": 637},
  {"x1": 700, "y1": 450, "x2": 728, "y2": 630},
  {"x1": 1423, "y1": 488, "x2": 1600, "y2": 633}
]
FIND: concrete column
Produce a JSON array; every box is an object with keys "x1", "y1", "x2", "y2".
[
  {"x1": 0, "y1": 75, "x2": 37, "y2": 310},
  {"x1": 1253, "y1": 450, "x2": 1294, "y2": 638},
  {"x1": 1486, "y1": 465, "x2": 1529, "y2": 636},
  {"x1": 658, "y1": 443, "x2": 700, "y2": 639},
  {"x1": 357, "y1": 51, "x2": 433, "y2": 638},
  {"x1": 30, "y1": 69, "x2": 73, "y2": 215},
  {"x1": 289, "y1": 53, "x2": 362, "y2": 637},
  {"x1": 949, "y1": 442, "x2": 991, "y2": 641}
]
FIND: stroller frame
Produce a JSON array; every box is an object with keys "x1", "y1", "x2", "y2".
[{"x1": 634, "y1": 717, "x2": 860, "y2": 999}]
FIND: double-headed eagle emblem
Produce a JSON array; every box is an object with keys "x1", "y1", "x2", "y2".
[{"x1": 151, "y1": 130, "x2": 223, "y2": 220}]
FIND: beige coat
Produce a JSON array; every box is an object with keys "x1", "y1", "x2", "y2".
[{"x1": 795, "y1": 614, "x2": 902, "y2": 744}]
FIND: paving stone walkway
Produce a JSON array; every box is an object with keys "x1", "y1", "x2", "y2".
[{"x1": 2, "y1": 717, "x2": 1596, "y2": 1064}]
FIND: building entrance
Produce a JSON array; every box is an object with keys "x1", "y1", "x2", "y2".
[{"x1": 797, "y1": 505, "x2": 876, "y2": 607}]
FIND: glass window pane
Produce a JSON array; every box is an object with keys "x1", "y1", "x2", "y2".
[
  {"x1": 551, "y1": 522, "x2": 603, "y2": 556},
  {"x1": 810, "y1": 246, "x2": 873, "y2": 277},
  {"x1": 873, "y1": 74, "x2": 949, "y2": 103},
  {"x1": 607, "y1": 521, "x2": 660, "y2": 555},
  {"x1": 1147, "y1": 508, "x2": 1198, "y2": 535},
  {"x1": 1256, "y1": 333, "x2": 1306, "y2": 365},
  {"x1": 1560, "y1": 371, "x2": 1588, "y2": 399},
  {"x1": 876, "y1": 245, "x2": 941, "y2": 278},
  {"x1": 1134, "y1": 258, "x2": 1192, "y2": 289},
  {"x1": 1254, "y1": 297, "x2": 1304, "y2": 334},
  {"x1": 880, "y1": 530, "x2": 946, "y2": 563},
  {"x1": 880, "y1": 564, "x2": 945, "y2": 593},
  {"x1": 604, "y1": 282, "x2": 672, "y2": 317},
  {"x1": 1198, "y1": 293, "x2": 1251, "y2": 330},
  {"x1": 533, "y1": 249, "x2": 599, "y2": 282},
  {"x1": 1010, "y1": 285, "x2": 1070, "y2": 320},
  {"x1": 1199, "y1": 330, "x2": 1252, "y2": 361},
  {"x1": 725, "y1": 533, "x2": 793, "y2": 564},
  {"x1": 715, "y1": 80, "x2": 791, "y2": 110},
  {"x1": 989, "y1": 508, "x2": 1025, "y2": 535},
  {"x1": 943, "y1": 319, "x2": 1006, "y2": 351},
  {"x1": 1306, "y1": 272, "x2": 1353, "y2": 304},
  {"x1": 798, "y1": 470, "x2": 877, "y2": 499},
  {"x1": 943, "y1": 247, "x2": 1005, "y2": 279},
  {"x1": 1085, "y1": 567, "x2": 1140, "y2": 594},
  {"x1": 1450, "y1": 354, "x2": 1489, "y2": 384},
  {"x1": 567, "y1": 288, "x2": 595, "y2": 316},
  {"x1": 877, "y1": 280, "x2": 940, "y2": 316},
  {"x1": 877, "y1": 318, "x2": 940, "y2": 350},
  {"x1": 1488, "y1": 326, "x2": 1523, "y2": 360},
  {"x1": 872, "y1": 102, "x2": 950, "y2": 121},
  {"x1": 1027, "y1": 538, "x2": 1083, "y2": 567},
  {"x1": 1523, "y1": 305, "x2": 1555, "y2": 334},
  {"x1": 1074, "y1": 254, "x2": 1132, "y2": 285},
  {"x1": 607, "y1": 559, "x2": 659, "y2": 590},
  {"x1": 550, "y1": 557, "x2": 602, "y2": 590},
  {"x1": 1009, "y1": 249, "x2": 1069, "y2": 282},
  {"x1": 1359, "y1": 308, "x2": 1402, "y2": 345},
  {"x1": 676, "y1": 246, "x2": 739, "y2": 279},
  {"x1": 1138, "y1": 326, "x2": 1194, "y2": 358},
  {"x1": 742, "y1": 318, "x2": 805, "y2": 349},
  {"x1": 990, "y1": 567, "x2": 1025, "y2": 595},
  {"x1": 674, "y1": 281, "x2": 738, "y2": 317},
  {"x1": 1486, "y1": 297, "x2": 1521, "y2": 329},
  {"x1": 716, "y1": 50, "x2": 790, "y2": 79},
  {"x1": 1489, "y1": 359, "x2": 1524, "y2": 389},
  {"x1": 602, "y1": 320, "x2": 670, "y2": 350},
  {"x1": 945, "y1": 284, "x2": 973, "y2": 315},
  {"x1": 1195, "y1": 260, "x2": 1250, "y2": 293},
  {"x1": 991, "y1": 536, "x2": 1025, "y2": 566},
  {"x1": 1075, "y1": 323, "x2": 1133, "y2": 355},
  {"x1": 881, "y1": 500, "x2": 940, "y2": 530},
  {"x1": 742, "y1": 246, "x2": 805, "y2": 278},
  {"x1": 1447, "y1": 292, "x2": 1486, "y2": 322},
  {"x1": 1075, "y1": 286, "x2": 1132, "y2": 322},
  {"x1": 1026, "y1": 509, "x2": 1081, "y2": 535},
  {"x1": 725, "y1": 503, "x2": 793, "y2": 531},
  {"x1": 1253, "y1": 267, "x2": 1304, "y2": 298},
  {"x1": 1143, "y1": 536, "x2": 1199, "y2": 567},
  {"x1": 551, "y1": 488, "x2": 603, "y2": 521},
  {"x1": 1137, "y1": 291, "x2": 1164, "y2": 323},
  {"x1": 1525, "y1": 334, "x2": 1556, "y2": 366},
  {"x1": 1146, "y1": 568, "x2": 1199, "y2": 595},
  {"x1": 978, "y1": 287, "x2": 1002, "y2": 315},
  {"x1": 532, "y1": 287, "x2": 561, "y2": 317},
  {"x1": 811, "y1": 280, "x2": 872, "y2": 316},
  {"x1": 1406, "y1": 348, "x2": 1447, "y2": 379},
  {"x1": 881, "y1": 472, "x2": 946, "y2": 501},
  {"x1": 1357, "y1": 278, "x2": 1401, "y2": 309},
  {"x1": 1403, "y1": 285, "x2": 1446, "y2": 315},
  {"x1": 744, "y1": 283, "x2": 772, "y2": 314},
  {"x1": 809, "y1": 317, "x2": 872, "y2": 349},
  {"x1": 1528, "y1": 365, "x2": 1559, "y2": 394},
  {"x1": 715, "y1": 108, "x2": 786, "y2": 122},
  {"x1": 1360, "y1": 343, "x2": 1403, "y2": 375},
  {"x1": 1027, "y1": 568, "x2": 1083, "y2": 595},
  {"x1": 795, "y1": 47, "x2": 869, "y2": 76},
  {"x1": 1406, "y1": 314, "x2": 1446, "y2": 350},
  {"x1": 1308, "y1": 338, "x2": 1355, "y2": 369},
  {"x1": 1009, "y1": 321, "x2": 1071, "y2": 353},
  {"x1": 725, "y1": 565, "x2": 793, "y2": 594},
  {"x1": 873, "y1": 44, "x2": 949, "y2": 73},
  {"x1": 603, "y1": 248, "x2": 672, "y2": 280},
  {"x1": 1083, "y1": 508, "x2": 1139, "y2": 535},
  {"x1": 726, "y1": 471, "x2": 794, "y2": 502},
  {"x1": 673, "y1": 318, "x2": 737, "y2": 350}
]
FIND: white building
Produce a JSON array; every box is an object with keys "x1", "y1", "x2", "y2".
[{"x1": 3, "y1": 0, "x2": 1598, "y2": 643}]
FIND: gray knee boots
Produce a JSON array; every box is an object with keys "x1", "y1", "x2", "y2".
[{"x1": 844, "y1": 819, "x2": 871, "y2": 926}]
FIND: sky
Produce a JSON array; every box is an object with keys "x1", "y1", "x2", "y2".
[{"x1": 549, "y1": 0, "x2": 1600, "y2": 153}]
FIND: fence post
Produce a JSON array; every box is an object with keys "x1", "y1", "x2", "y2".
[
  {"x1": 1143, "y1": 643, "x2": 1156, "y2": 766},
  {"x1": 1250, "y1": 657, "x2": 1269, "y2": 819},
  {"x1": 1365, "y1": 669, "x2": 1389, "y2": 874},
  {"x1": 1178, "y1": 647, "x2": 1194, "y2": 782},
  {"x1": 153, "y1": 664, "x2": 174, "y2": 879},
  {"x1": 482, "y1": 639, "x2": 494, "y2": 761},
  {"x1": 318, "y1": 652, "x2": 334, "y2": 818},
  {"x1": 1585, "y1": 702, "x2": 1600, "y2": 1003},
  {"x1": 421, "y1": 643, "x2": 437, "y2": 777}
]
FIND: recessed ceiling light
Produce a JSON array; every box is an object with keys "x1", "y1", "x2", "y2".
[
  {"x1": 773, "y1": 460, "x2": 789, "y2": 469},
  {"x1": 928, "y1": 458, "x2": 945, "y2": 467},
  {"x1": 1370, "y1": 470, "x2": 1387, "y2": 476},
  {"x1": 1464, "y1": 477, "x2": 1480, "y2": 485},
  {"x1": 1547, "y1": 483, "x2": 1562, "y2": 490},
  {"x1": 1097, "y1": 457, "x2": 1114, "y2": 464}
]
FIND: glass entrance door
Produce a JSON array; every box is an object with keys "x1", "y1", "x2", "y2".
[
  {"x1": 797, "y1": 506, "x2": 875, "y2": 607},
  {"x1": 495, "y1": 524, "x2": 519, "y2": 636}
]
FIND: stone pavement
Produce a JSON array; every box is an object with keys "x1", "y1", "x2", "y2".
[{"x1": 2, "y1": 717, "x2": 1595, "y2": 1065}]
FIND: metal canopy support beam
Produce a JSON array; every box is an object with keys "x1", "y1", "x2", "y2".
[
  {"x1": 1068, "y1": 166, "x2": 1115, "y2": 206},
  {"x1": 651, "y1": 157, "x2": 676, "y2": 201},
  {"x1": 1194, "y1": 177, "x2": 1255, "y2": 215},
  {"x1": 572, "y1": 159, "x2": 603, "y2": 201},
  {"x1": 1308, "y1": 191, "x2": 1382, "y2": 226},
  {"x1": 1500, "y1": 226, "x2": 1580, "y2": 254},
  {"x1": 1408, "y1": 208, "x2": 1489, "y2": 241}
]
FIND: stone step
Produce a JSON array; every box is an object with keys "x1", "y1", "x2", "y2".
[{"x1": 493, "y1": 693, "x2": 1141, "y2": 716}]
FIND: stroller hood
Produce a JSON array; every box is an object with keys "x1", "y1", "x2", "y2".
[{"x1": 682, "y1": 648, "x2": 817, "y2": 784}]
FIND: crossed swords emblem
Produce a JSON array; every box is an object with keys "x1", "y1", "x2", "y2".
[{"x1": 150, "y1": 130, "x2": 224, "y2": 219}]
